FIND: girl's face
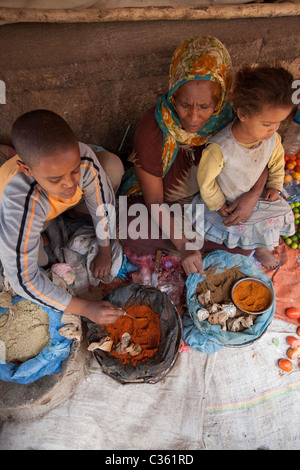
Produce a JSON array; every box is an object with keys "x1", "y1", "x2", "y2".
[
  {"x1": 18, "y1": 144, "x2": 82, "y2": 200},
  {"x1": 173, "y1": 80, "x2": 221, "y2": 133},
  {"x1": 237, "y1": 105, "x2": 294, "y2": 143}
]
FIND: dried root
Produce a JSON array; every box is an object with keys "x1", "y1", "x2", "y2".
[
  {"x1": 59, "y1": 312, "x2": 83, "y2": 341},
  {"x1": 196, "y1": 288, "x2": 255, "y2": 332}
]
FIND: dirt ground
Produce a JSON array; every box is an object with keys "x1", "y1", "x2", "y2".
[{"x1": 0, "y1": 16, "x2": 299, "y2": 160}]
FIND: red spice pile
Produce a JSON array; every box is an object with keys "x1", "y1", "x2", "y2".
[{"x1": 106, "y1": 304, "x2": 161, "y2": 367}]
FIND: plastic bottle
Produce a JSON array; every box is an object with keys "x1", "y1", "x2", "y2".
[{"x1": 283, "y1": 108, "x2": 300, "y2": 156}]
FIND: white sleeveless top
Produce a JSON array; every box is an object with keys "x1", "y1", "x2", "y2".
[{"x1": 207, "y1": 122, "x2": 276, "y2": 203}]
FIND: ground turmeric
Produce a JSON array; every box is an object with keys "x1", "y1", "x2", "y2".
[
  {"x1": 105, "y1": 304, "x2": 161, "y2": 367},
  {"x1": 232, "y1": 280, "x2": 272, "y2": 313}
]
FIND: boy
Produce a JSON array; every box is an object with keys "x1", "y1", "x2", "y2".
[{"x1": 0, "y1": 109, "x2": 124, "y2": 324}]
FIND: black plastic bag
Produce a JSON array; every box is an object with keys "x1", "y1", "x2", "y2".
[{"x1": 86, "y1": 283, "x2": 182, "y2": 384}]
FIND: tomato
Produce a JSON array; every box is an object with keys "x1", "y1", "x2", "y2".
[
  {"x1": 293, "y1": 172, "x2": 300, "y2": 181},
  {"x1": 278, "y1": 359, "x2": 293, "y2": 372},
  {"x1": 286, "y1": 162, "x2": 296, "y2": 171},
  {"x1": 286, "y1": 155, "x2": 297, "y2": 161},
  {"x1": 284, "y1": 174, "x2": 293, "y2": 184},
  {"x1": 285, "y1": 307, "x2": 300, "y2": 320},
  {"x1": 295, "y1": 165, "x2": 300, "y2": 173},
  {"x1": 287, "y1": 336, "x2": 300, "y2": 348},
  {"x1": 297, "y1": 327, "x2": 300, "y2": 337},
  {"x1": 287, "y1": 347, "x2": 300, "y2": 360}
]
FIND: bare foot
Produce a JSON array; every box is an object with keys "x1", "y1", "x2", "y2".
[{"x1": 254, "y1": 248, "x2": 280, "y2": 270}]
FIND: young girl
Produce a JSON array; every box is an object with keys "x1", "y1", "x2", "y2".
[{"x1": 191, "y1": 65, "x2": 296, "y2": 269}]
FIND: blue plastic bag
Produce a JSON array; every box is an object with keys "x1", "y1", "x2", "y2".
[
  {"x1": 183, "y1": 250, "x2": 275, "y2": 354},
  {"x1": 0, "y1": 295, "x2": 72, "y2": 384}
]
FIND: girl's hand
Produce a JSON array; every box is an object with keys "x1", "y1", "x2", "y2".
[
  {"x1": 265, "y1": 188, "x2": 281, "y2": 201},
  {"x1": 90, "y1": 245, "x2": 112, "y2": 280}
]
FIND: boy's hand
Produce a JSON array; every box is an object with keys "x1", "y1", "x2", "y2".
[
  {"x1": 90, "y1": 245, "x2": 112, "y2": 280},
  {"x1": 264, "y1": 188, "x2": 281, "y2": 202},
  {"x1": 66, "y1": 297, "x2": 126, "y2": 325},
  {"x1": 85, "y1": 300, "x2": 125, "y2": 324}
]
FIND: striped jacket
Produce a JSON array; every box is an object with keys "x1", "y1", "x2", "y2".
[{"x1": 0, "y1": 142, "x2": 114, "y2": 311}]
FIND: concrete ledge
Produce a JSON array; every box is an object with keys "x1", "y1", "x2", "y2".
[{"x1": 0, "y1": 4, "x2": 300, "y2": 25}]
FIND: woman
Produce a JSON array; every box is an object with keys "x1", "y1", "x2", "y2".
[{"x1": 119, "y1": 35, "x2": 266, "y2": 275}]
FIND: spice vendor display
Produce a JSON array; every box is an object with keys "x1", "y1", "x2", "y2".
[
  {"x1": 232, "y1": 279, "x2": 273, "y2": 313},
  {"x1": 86, "y1": 283, "x2": 182, "y2": 384},
  {"x1": 195, "y1": 266, "x2": 258, "y2": 332},
  {"x1": 185, "y1": 251, "x2": 276, "y2": 352},
  {"x1": 105, "y1": 305, "x2": 161, "y2": 367}
]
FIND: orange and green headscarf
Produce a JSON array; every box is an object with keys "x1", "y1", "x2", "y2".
[
  {"x1": 155, "y1": 35, "x2": 234, "y2": 176},
  {"x1": 119, "y1": 35, "x2": 234, "y2": 197}
]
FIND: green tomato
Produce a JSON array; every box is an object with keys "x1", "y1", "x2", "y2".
[
  {"x1": 291, "y1": 243, "x2": 298, "y2": 249},
  {"x1": 295, "y1": 219, "x2": 300, "y2": 225},
  {"x1": 293, "y1": 207, "x2": 300, "y2": 213},
  {"x1": 290, "y1": 203, "x2": 295, "y2": 209},
  {"x1": 294, "y1": 201, "x2": 300, "y2": 207},
  {"x1": 285, "y1": 238, "x2": 292, "y2": 245},
  {"x1": 294, "y1": 213, "x2": 300, "y2": 219},
  {"x1": 291, "y1": 235, "x2": 299, "y2": 241}
]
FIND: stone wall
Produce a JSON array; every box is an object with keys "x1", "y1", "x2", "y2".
[{"x1": 0, "y1": 16, "x2": 299, "y2": 159}]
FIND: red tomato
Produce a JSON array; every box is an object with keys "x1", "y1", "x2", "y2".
[
  {"x1": 285, "y1": 307, "x2": 300, "y2": 320},
  {"x1": 284, "y1": 174, "x2": 293, "y2": 184},
  {"x1": 287, "y1": 347, "x2": 300, "y2": 360},
  {"x1": 286, "y1": 162, "x2": 296, "y2": 171},
  {"x1": 287, "y1": 336, "x2": 300, "y2": 348},
  {"x1": 278, "y1": 359, "x2": 293, "y2": 372}
]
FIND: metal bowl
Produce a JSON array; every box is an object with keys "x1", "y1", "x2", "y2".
[{"x1": 231, "y1": 277, "x2": 274, "y2": 315}]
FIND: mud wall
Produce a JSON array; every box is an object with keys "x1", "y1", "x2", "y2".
[{"x1": 0, "y1": 16, "x2": 299, "y2": 159}]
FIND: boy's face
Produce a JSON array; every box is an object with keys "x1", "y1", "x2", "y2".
[{"x1": 18, "y1": 144, "x2": 81, "y2": 199}]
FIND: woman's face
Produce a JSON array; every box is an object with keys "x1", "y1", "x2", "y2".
[{"x1": 173, "y1": 80, "x2": 221, "y2": 133}]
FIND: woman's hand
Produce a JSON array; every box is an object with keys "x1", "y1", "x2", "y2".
[
  {"x1": 90, "y1": 245, "x2": 112, "y2": 280},
  {"x1": 222, "y1": 192, "x2": 257, "y2": 226},
  {"x1": 179, "y1": 247, "x2": 204, "y2": 276},
  {"x1": 222, "y1": 166, "x2": 268, "y2": 226},
  {"x1": 218, "y1": 203, "x2": 229, "y2": 218}
]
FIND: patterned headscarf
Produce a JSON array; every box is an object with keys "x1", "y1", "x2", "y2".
[
  {"x1": 155, "y1": 35, "x2": 234, "y2": 176},
  {"x1": 119, "y1": 35, "x2": 233, "y2": 197}
]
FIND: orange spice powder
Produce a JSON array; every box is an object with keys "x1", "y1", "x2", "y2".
[
  {"x1": 233, "y1": 280, "x2": 272, "y2": 313},
  {"x1": 106, "y1": 304, "x2": 161, "y2": 367}
]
